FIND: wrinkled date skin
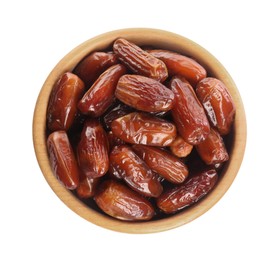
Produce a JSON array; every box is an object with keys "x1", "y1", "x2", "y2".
[
  {"x1": 94, "y1": 180, "x2": 155, "y2": 221},
  {"x1": 113, "y1": 38, "x2": 168, "y2": 82},
  {"x1": 73, "y1": 52, "x2": 118, "y2": 88},
  {"x1": 196, "y1": 128, "x2": 229, "y2": 165},
  {"x1": 77, "y1": 119, "x2": 109, "y2": 179},
  {"x1": 111, "y1": 112, "x2": 177, "y2": 146},
  {"x1": 170, "y1": 76, "x2": 210, "y2": 145},
  {"x1": 115, "y1": 74, "x2": 175, "y2": 112},
  {"x1": 103, "y1": 102, "x2": 134, "y2": 130},
  {"x1": 133, "y1": 145, "x2": 189, "y2": 184},
  {"x1": 156, "y1": 169, "x2": 218, "y2": 214},
  {"x1": 169, "y1": 135, "x2": 193, "y2": 158},
  {"x1": 148, "y1": 49, "x2": 207, "y2": 86},
  {"x1": 109, "y1": 145, "x2": 163, "y2": 197},
  {"x1": 107, "y1": 131, "x2": 125, "y2": 149},
  {"x1": 76, "y1": 173, "x2": 100, "y2": 199},
  {"x1": 47, "y1": 131, "x2": 80, "y2": 189},
  {"x1": 78, "y1": 64, "x2": 126, "y2": 117},
  {"x1": 47, "y1": 72, "x2": 85, "y2": 131},
  {"x1": 196, "y1": 77, "x2": 236, "y2": 135}
]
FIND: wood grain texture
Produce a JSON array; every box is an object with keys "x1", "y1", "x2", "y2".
[{"x1": 32, "y1": 28, "x2": 246, "y2": 234}]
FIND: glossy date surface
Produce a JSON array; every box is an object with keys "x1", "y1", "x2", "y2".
[
  {"x1": 78, "y1": 64, "x2": 126, "y2": 117},
  {"x1": 47, "y1": 72, "x2": 85, "y2": 131},
  {"x1": 196, "y1": 77, "x2": 236, "y2": 135},
  {"x1": 133, "y1": 144, "x2": 189, "y2": 184},
  {"x1": 116, "y1": 74, "x2": 175, "y2": 112},
  {"x1": 156, "y1": 169, "x2": 218, "y2": 214},
  {"x1": 113, "y1": 38, "x2": 168, "y2": 82},
  {"x1": 77, "y1": 119, "x2": 109, "y2": 179},
  {"x1": 94, "y1": 180, "x2": 155, "y2": 221},
  {"x1": 148, "y1": 49, "x2": 206, "y2": 86},
  {"x1": 73, "y1": 51, "x2": 118, "y2": 88},
  {"x1": 170, "y1": 76, "x2": 210, "y2": 145},
  {"x1": 47, "y1": 130, "x2": 80, "y2": 189},
  {"x1": 111, "y1": 112, "x2": 177, "y2": 146},
  {"x1": 109, "y1": 145, "x2": 163, "y2": 197}
]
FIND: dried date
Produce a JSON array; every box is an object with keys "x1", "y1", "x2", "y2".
[
  {"x1": 148, "y1": 49, "x2": 206, "y2": 86},
  {"x1": 169, "y1": 135, "x2": 193, "y2": 158},
  {"x1": 109, "y1": 145, "x2": 163, "y2": 197},
  {"x1": 156, "y1": 169, "x2": 218, "y2": 214},
  {"x1": 78, "y1": 64, "x2": 126, "y2": 117},
  {"x1": 170, "y1": 76, "x2": 210, "y2": 145},
  {"x1": 133, "y1": 145, "x2": 189, "y2": 184},
  {"x1": 73, "y1": 51, "x2": 118, "y2": 88},
  {"x1": 94, "y1": 180, "x2": 155, "y2": 221},
  {"x1": 77, "y1": 119, "x2": 109, "y2": 179},
  {"x1": 196, "y1": 128, "x2": 229, "y2": 165},
  {"x1": 47, "y1": 72, "x2": 85, "y2": 131},
  {"x1": 196, "y1": 77, "x2": 236, "y2": 135},
  {"x1": 111, "y1": 112, "x2": 177, "y2": 146},
  {"x1": 115, "y1": 74, "x2": 175, "y2": 112},
  {"x1": 113, "y1": 38, "x2": 168, "y2": 82},
  {"x1": 47, "y1": 131, "x2": 80, "y2": 189}
]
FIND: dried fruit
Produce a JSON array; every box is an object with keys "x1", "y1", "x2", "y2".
[
  {"x1": 73, "y1": 52, "x2": 118, "y2": 88},
  {"x1": 113, "y1": 38, "x2": 168, "y2": 82},
  {"x1": 77, "y1": 119, "x2": 109, "y2": 179},
  {"x1": 94, "y1": 180, "x2": 155, "y2": 221},
  {"x1": 103, "y1": 102, "x2": 134, "y2": 130},
  {"x1": 47, "y1": 131, "x2": 80, "y2": 189},
  {"x1": 78, "y1": 64, "x2": 126, "y2": 117},
  {"x1": 133, "y1": 145, "x2": 189, "y2": 184},
  {"x1": 196, "y1": 128, "x2": 229, "y2": 165},
  {"x1": 111, "y1": 112, "x2": 177, "y2": 146},
  {"x1": 45, "y1": 38, "x2": 236, "y2": 222},
  {"x1": 107, "y1": 131, "x2": 125, "y2": 149},
  {"x1": 76, "y1": 173, "x2": 100, "y2": 199},
  {"x1": 170, "y1": 76, "x2": 210, "y2": 145},
  {"x1": 148, "y1": 49, "x2": 206, "y2": 86},
  {"x1": 196, "y1": 77, "x2": 236, "y2": 135},
  {"x1": 169, "y1": 135, "x2": 193, "y2": 157},
  {"x1": 115, "y1": 74, "x2": 175, "y2": 112},
  {"x1": 47, "y1": 72, "x2": 85, "y2": 131},
  {"x1": 157, "y1": 169, "x2": 218, "y2": 214},
  {"x1": 109, "y1": 145, "x2": 163, "y2": 197}
]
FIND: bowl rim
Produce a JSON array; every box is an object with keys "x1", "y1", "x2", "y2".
[{"x1": 33, "y1": 28, "x2": 247, "y2": 233}]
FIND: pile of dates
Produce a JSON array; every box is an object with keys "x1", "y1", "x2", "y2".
[{"x1": 46, "y1": 38, "x2": 235, "y2": 221}]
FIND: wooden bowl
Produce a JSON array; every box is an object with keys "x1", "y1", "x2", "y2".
[{"x1": 33, "y1": 28, "x2": 246, "y2": 233}]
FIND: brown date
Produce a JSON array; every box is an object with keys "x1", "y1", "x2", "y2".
[
  {"x1": 47, "y1": 131, "x2": 80, "y2": 190},
  {"x1": 113, "y1": 38, "x2": 168, "y2": 82},
  {"x1": 109, "y1": 145, "x2": 163, "y2": 197},
  {"x1": 94, "y1": 180, "x2": 155, "y2": 221},
  {"x1": 47, "y1": 72, "x2": 85, "y2": 131},
  {"x1": 77, "y1": 119, "x2": 109, "y2": 179},
  {"x1": 76, "y1": 173, "x2": 100, "y2": 199},
  {"x1": 156, "y1": 169, "x2": 218, "y2": 214},
  {"x1": 170, "y1": 76, "x2": 210, "y2": 145},
  {"x1": 103, "y1": 102, "x2": 134, "y2": 130},
  {"x1": 78, "y1": 64, "x2": 126, "y2": 117},
  {"x1": 169, "y1": 135, "x2": 193, "y2": 158},
  {"x1": 111, "y1": 112, "x2": 177, "y2": 146},
  {"x1": 73, "y1": 52, "x2": 118, "y2": 88},
  {"x1": 196, "y1": 128, "x2": 229, "y2": 165},
  {"x1": 115, "y1": 74, "x2": 175, "y2": 112},
  {"x1": 107, "y1": 131, "x2": 125, "y2": 149},
  {"x1": 196, "y1": 77, "x2": 236, "y2": 135},
  {"x1": 148, "y1": 49, "x2": 206, "y2": 86},
  {"x1": 133, "y1": 145, "x2": 189, "y2": 184}
]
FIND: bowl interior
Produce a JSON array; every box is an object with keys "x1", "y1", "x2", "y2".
[{"x1": 33, "y1": 28, "x2": 246, "y2": 233}]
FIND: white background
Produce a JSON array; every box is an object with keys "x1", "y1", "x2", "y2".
[{"x1": 1, "y1": 0, "x2": 275, "y2": 259}]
